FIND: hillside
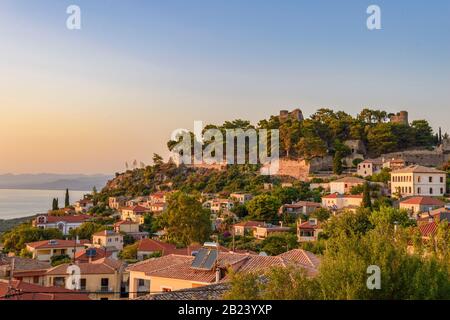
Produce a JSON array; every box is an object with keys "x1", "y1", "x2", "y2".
[{"x1": 99, "y1": 162, "x2": 273, "y2": 200}]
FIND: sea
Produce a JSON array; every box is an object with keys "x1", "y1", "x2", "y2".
[{"x1": 0, "y1": 189, "x2": 89, "y2": 220}]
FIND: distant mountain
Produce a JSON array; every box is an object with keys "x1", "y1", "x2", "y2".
[{"x1": 0, "y1": 174, "x2": 113, "y2": 191}]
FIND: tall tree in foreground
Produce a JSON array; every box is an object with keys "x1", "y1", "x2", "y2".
[
  {"x1": 159, "y1": 192, "x2": 212, "y2": 246},
  {"x1": 64, "y1": 189, "x2": 70, "y2": 208},
  {"x1": 225, "y1": 212, "x2": 450, "y2": 300}
]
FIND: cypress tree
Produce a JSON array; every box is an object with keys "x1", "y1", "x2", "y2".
[
  {"x1": 52, "y1": 198, "x2": 60, "y2": 211},
  {"x1": 362, "y1": 182, "x2": 372, "y2": 209},
  {"x1": 333, "y1": 151, "x2": 343, "y2": 175},
  {"x1": 64, "y1": 188, "x2": 70, "y2": 208}
]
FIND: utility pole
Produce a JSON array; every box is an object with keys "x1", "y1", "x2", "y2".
[{"x1": 232, "y1": 228, "x2": 235, "y2": 252}]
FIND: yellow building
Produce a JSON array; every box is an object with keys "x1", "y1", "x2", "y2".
[
  {"x1": 92, "y1": 230, "x2": 124, "y2": 251},
  {"x1": 45, "y1": 258, "x2": 126, "y2": 300},
  {"x1": 120, "y1": 205, "x2": 150, "y2": 224}
]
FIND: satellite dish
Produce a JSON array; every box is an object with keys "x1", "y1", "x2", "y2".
[{"x1": 259, "y1": 252, "x2": 268, "y2": 256}]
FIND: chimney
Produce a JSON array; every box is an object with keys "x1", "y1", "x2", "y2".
[{"x1": 215, "y1": 267, "x2": 221, "y2": 283}]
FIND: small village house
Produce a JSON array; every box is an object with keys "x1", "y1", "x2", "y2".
[
  {"x1": 33, "y1": 214, "x2": 91, "y2": 235},
  {"x1": 399, "y1": 196, "x2": 445, "y2": 217},
  {"x1": 390, "y1": 165, "x2": 446, "y2": 197},
  {"x1": 357, "y1": 159, "x2": 383, "y2": 177},
  {"x1": 203, "y1": 199, "x2": 235, "y2": 213},
  {"x1": 229, "y1": 193, "x2": 253, "y2": 204},
  {"x1": 108, "y1": 196, "x2": 129, "y2": 210},
  {"x1": 253, "y1": 224, "x2": 292, "y2": 240},
  {"x1": 297, "y1": 218, "x2": 322, "y2": 242},
  {"x1": 92, "y1": 230, "x2": 124, "y2": 251},
  {"x1": 120, "y1": 205, "x2": 151, "y2": 224},
  {"x1": 114, "y1": 220, "x2": 148, "y2": 241},
  {"x1": 0, "y1": 255, "x2": 51, "y2": 286},
  {"x1": 278, "y1": 201, "x2": 322, "y2": 217},
  {"x1": 45, "y1": 258, "x2": 126, "y2": 300},
  {"x1": 329, "y1": 177, "x2": 366, "y2": 194},
  {"x1": 321, "y1": 193, "x2": 363, "y2": 211},
  {"x1": 232, "y1": 221, "x2": 266, "y2": 237},
  {"x1": 74, "y1": 199, "x2": 94, "y2": 213},
  {"x1": 0, "y1": 280, "x2": 91, "y2": 300},
  {"x1": 25, "y1": 239, "x2": 89, "y2": 262}
]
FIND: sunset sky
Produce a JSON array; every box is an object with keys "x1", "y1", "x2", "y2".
[{"x1": 1, "y1": 0, "x2": 449, "y2": 174}]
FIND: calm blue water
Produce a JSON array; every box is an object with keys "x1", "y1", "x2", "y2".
[{"x1": 0, "y1": 189, "x2": 89, "y2": 219}]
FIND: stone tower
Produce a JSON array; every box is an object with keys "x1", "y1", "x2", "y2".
[
  {"x1": 279, "y1": 109, "x2": 304, "y2": 123},
  {"x1": 389, "y1": 111, "x2": 409, "y2": 126}
]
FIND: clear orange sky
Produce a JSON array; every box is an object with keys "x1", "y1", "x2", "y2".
[{"x1": 1, "y1": 1, "x2": 449, "y2": 174}]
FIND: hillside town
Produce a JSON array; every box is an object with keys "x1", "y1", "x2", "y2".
[{"x1": 0, "y1": 108, "x2": 449, "y2": 300}]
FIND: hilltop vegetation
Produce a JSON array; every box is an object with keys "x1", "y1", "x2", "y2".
[{"x1": 167, "y1": 108, "x2": 439, "y2": 160}]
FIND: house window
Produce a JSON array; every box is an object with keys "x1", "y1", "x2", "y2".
[
  {"x1": 53, "y1": 277, "x2": 65, "y2": 287},
  {"x1": 417, "y1": 187, "x2": 421, "y2": 194},
  {"x1": 418, "y1": 176, "x2": 421, "y2": 183},
  {"x1": 429, "y1": 177, "x2": 433, "y2": 183},
  {"x1": 138, "y1": 279, "x2": 146, "y2": 287},
  {"x1": 440, "y1": 177, "x2": 444, "y2": 183},
  {"x1": 440, "y1": 188, "x2": 444, "y2": 194},
  {"x1": 409, "y1": 187, "x2": 412, "y2": 194},
  {"x1": 101, "y1": 278, "x2": 109, "y2": 291},
  {"x1": 429, "y1": 188, "x2": 433, "y2": 194},
  {"x1": 33, "y1": 276, "x2": 40, "y2": 284},
  {"x1": 80, "y1": 279, "x2": 87, "y2": 291}
]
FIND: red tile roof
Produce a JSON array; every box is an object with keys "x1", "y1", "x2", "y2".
[
  {"x1": 400, "y1": 197, "x2": 445, "y2": 206},
  {"x1": 74, "y1": 247, "x2": 113, "y2": 262},
  {"x1": 0, "y1": 280, "x2": 90, "y2": 300},
  {"x1": 322, "y1": 193, "x2": 363, "y2": 199},
  {"x1": 233, "y1": 221, "x2": 266, "y2": 228},
  {"x1": 127, "y1": 249, "x2": 320, "y2": 283},
  {"x1": 114, "y1": 220, "x2": 138, "y2": 226},
  {"x1": 419, "y1": 222, "x2": 438, "y2": 237},
  {"x1": 39, "y1": 214, "x2": 91, "y2": 223},
  {"x1": 46, "y1": 258, "x2": 124, "y2": 275},
  {"x1": 121, "y1": 205, "x2": 149, "y2": 212},
  {"x1": 392, "y1": 165, "x2": 446, "y2": 174},
  {"x1": 298, "y1": 220, "x2": 321, "y2": 230},
  {"x1": 92, "y1": 230, "x2": 122, "y2": 237},
  {"x1": 26, "y1": 239, "x2": 89, "y2": 250},
  {"x1": 137, "y1": 239, "x2": 230, "y2": 256}
]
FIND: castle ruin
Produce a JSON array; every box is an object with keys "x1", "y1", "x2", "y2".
[
  {"x1": 389, "y1": 111, "x2": 409, "y2": 126},
  {"x1": 279, "y1": 109, "x2": 304, "y2": 123}
]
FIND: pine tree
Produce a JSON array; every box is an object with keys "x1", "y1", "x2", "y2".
[
  {"x1": 333, "y1": 151, "x2": 343, "y2": 175},
  {"x1": 64, "y1": 189, "x2": 70, "y2": 208},
  {"x1": 52, "y1": 198, "x2": 59, "y2": 211},
  {"x1": 362, "y1": 182, "x2": 372, "y2": 209}
]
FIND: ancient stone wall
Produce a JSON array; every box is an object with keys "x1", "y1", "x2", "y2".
[
  {"x1": 381, "y1": 149, "x2": 446, "y2": 167},
  {"x1": 274, "y1": 156, "x2": 333, "y2": 180}
]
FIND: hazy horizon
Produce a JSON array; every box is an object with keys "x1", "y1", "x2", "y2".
[{"x1": 1, "y1": 0, "x2": 449, "y2": 174}]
